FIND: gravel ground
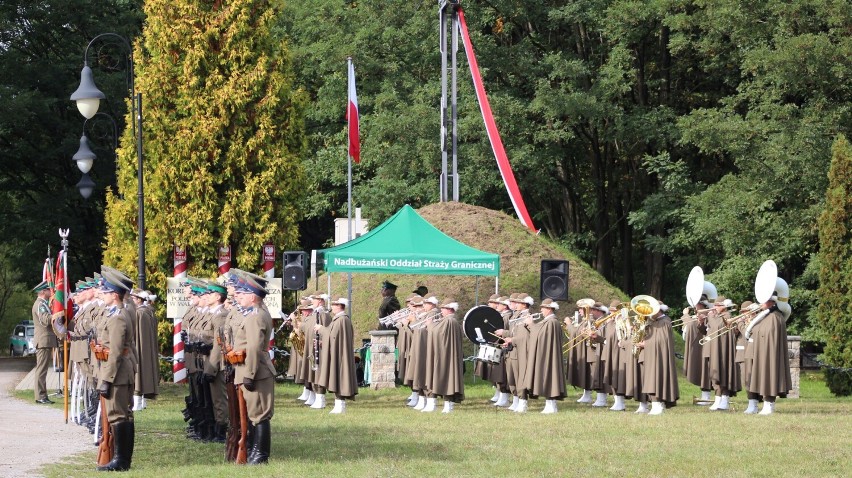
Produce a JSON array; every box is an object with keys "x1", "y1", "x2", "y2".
[{"x1": 0, "y1": 357, "x2": 92, "y2": 478}]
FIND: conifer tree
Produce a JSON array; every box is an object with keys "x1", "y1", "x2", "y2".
[
  {"x1": 817, "y1": 135, "x2": 852, "y2": 395},
  {"x1": 103, "y1": 0, "x2": 307, "y2": 289}
]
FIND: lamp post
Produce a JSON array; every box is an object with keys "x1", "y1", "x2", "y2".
[{"x1": 70, "y1": 33, "x2": 146, "y2": 289}]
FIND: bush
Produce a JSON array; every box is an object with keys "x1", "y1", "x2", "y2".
[
  {"x1": 825, "y1": 366, "x2": 852, "y2": 396},
  {"x1": 817, "y1": 135, "x2": 852, "y2": 396}
]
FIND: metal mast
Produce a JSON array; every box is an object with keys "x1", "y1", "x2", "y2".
[{"x1": 439, "y1": 0, "x2": 460, "y2": 202}]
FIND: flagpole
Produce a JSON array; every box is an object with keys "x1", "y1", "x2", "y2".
[
  {"x1": 59, "y1": 229, "x2": 70, "y2": 424},
  {"x1": 346, "y1": 57, "x2": 354, "y2": 316}
]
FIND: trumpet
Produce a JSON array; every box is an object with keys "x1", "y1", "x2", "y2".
[
  {"x1": 409, "y1": 310, "x2": 440, "y2": 330},
  {"x1": 379, "y1": 307, "x2": 412, "y2": 327},
  {"x1": 698, "y1": 307, "x2": 761, "y2": 345},
  {"x1": 508, "y1": 311, "x2": 536, "y2": 327}
]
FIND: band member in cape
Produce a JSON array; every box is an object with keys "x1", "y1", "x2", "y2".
[
  {"x1": 397, "y1": 295, "x2": 422, "y2": 406},
  {"x1": 422, "y1": 298, "x2": 465, "y2": 413},
  {"x1": 635, "y1": 303, "x2": 679, "y2": 415},
  {"x1": 744, "y1": 291, "x2": 792, "y2": 415},
  {"x1": 406, "y1": 295, "x2": 439, "y2": 410},
  {"x1": 602, "y1": 299, "x2": 627, "y2": 411},
  {"x1": 586, "y1": 302, "x2": 611, "y2": 407},
  {"x1": 32, "y1": 280, "x2": 57, "y2": 404},
  {"x1": 232, "y1": 275, "x2": 276, "y2": 464},
  {"x1": 313, "y1": 296, "x2": 358, "y2": 414},
  {"x1": 201, "y1": 281, "x2": 230, "y2": 443},
  {"x1": 705, "y1": 297, "x2": 741, "y2": 411},
  {"x1": 478, "y1": 295, "x2": 510, "y2": 406},
  {"x1": 524, "y1": 298, "x2": 566, "y2": 414},
  {"x1": 377, "y1": 280, "x2": 400, "y2": 331},
  {"x1": 289, "y1": 299, "x2": 311, "y2": 396},
  {"x1": 94, "y1": 268, "x2": 138, "y2": 471},
  {"x1": 564, "y1": 300, "x2": 592, "y2": 404},
  {"x1": 493, "y1": 296, "x2": 513, "y2": 407},
  {"x1": 298, "y1": 293, "x2": 322, "y2": 407},
  {"x1": 682, "y1": 298, "x2": 712, "y2": 403},
  {"x1": 129, "y1": 289, "x2": 159, "y2": 411},
  {"x1": 735, "y1": 301, "x2": 754, "y2": 393},
  {"x1": 494, "y1": 293, "x2": 528, "y2": 411},
  {"x1": 292, "y1": 297, "x2": 312, "y2": 396}
]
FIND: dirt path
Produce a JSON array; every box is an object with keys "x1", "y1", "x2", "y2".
[{"x1": 0, "y1": 357, "x2": 92, "y2": 477}]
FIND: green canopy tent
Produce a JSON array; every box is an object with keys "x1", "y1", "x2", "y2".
[{"x1": 318, "y1": 205, "x2": 500, "y2": 276}]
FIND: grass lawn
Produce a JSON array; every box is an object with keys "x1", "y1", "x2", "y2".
[{"x1": 21, "y1": 368, "x2": 851, "y2": 478}]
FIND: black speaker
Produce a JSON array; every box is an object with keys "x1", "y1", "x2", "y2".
[
  {"x1": 282, "y1": 251, "x2": 307, "y2": 290},
  {"x1": 540, "y1": 259, "x2": 569, "y2": 301}
]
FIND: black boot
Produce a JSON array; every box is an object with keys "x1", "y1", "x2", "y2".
[
  {"x1": 203, "y1": 422, "x2": 215, "y2": 442},
  {"x1": 248, "y1": 419, "x2": 270, "y2": 465},
  {"x1": 96, "y1": 421, "x2": 134, "y2": 471},
  {"x1": 245, "y1": 421, "x2": 258, "y2": 462},
  {"x1": 213, "y1": 423, "x2": 227, "y2": 443}
]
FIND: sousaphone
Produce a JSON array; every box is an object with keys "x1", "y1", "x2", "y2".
[
  {"x1": 685, "y1": 266, "x2": 718, "y2": 308},
  {"x1": 755, "y1": 260, "x2": 791, "y2": 320}
]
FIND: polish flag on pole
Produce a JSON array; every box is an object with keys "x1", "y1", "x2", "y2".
[{"x1": 347, "y1": 59, "x2": 360, "y2": 164}]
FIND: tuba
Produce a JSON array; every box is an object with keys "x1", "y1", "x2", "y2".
[{"x1": 629, "y1": 295, "x2": 660, "y2": 357}]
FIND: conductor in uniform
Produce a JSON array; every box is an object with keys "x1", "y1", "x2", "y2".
[
  {"x1": 32, "y1": 280, "x2": 56, "y2": 404},
  {"x1": 233, "y1": 275, "x2": 276, "y2": 464},
  {"x1": 95, "y1": 269, "x2": 138, "y2": 471},
  {"x1": 377, "y1": 280, "x2": 401, "y2": 330}
]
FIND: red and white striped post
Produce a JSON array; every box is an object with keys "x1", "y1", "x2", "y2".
[
  {"x1": 263, "y1": 242, "x2": 276, "y2": 356},
  {"x1": 262, "y1": 242, "x2": 275, "y2": 279},
  {"x1": 218, "y1": 244, "x2": 232, "y2": 275},
  {"x1": 173, "y1": 244, "x2": 188, "y2": 384}
]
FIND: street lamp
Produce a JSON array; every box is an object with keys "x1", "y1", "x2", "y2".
[
  {"x1": 76, "y1": 173, "x2": 96, "y2": 199},
  {"x1": 72, "y1": 134, "x2": 96, "y2": 174},
  {"x1": 70, "y1": 33, "x2": 146, "y2": 289}
]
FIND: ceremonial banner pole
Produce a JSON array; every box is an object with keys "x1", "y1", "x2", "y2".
[
  {"x1": 346, "y1": 57, "x2": 360, "y2": 311},
  {"x1": 58, "y1": 229, "x2": 71, "y2": 423}
]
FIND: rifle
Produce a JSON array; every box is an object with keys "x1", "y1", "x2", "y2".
[
  {"x1": 96, "y1": 395, "x2": 113, "y2": 465},
  {"x1": 224, "y1": 371, "x2": 239, "y2": 462},
  {"x1": 236, "y1": 385, "x2": 249, "y2": 464}
]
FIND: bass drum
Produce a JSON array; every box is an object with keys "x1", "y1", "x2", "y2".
[{"x1": 462, "y1": 305, "x2": 503, "y2": 346}]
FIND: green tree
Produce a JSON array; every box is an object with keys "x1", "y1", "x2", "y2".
[
  {"x1": 670, "y1": 0, "x2": 852, "y2": 331},
  {"x1": 103, "y1": 0, "x2": 307, "y2": 291},
  {"x1": 816, "y1": 135, "x2": 852, "y2": 395},
  {"x1": 0, "y1": 0, "x2": 142, "y2": 281}
]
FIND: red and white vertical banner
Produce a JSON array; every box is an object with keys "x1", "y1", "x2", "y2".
[
  {"x1": 218, "y1": 244, "x2": 232, "y2": 275},
  {"x1": 264, "y1": 242, "x2": 276, "y2": 356},
  {"x1": 262, "y1": 242, "x2": 275, "y2": 279},
  {"x1": 347, "y1": 59, "x2": 361, "y2": 164},
  {"x1": 173, "y1": 244, "x2": 187, "y2": 383},
  {"x1": 457, "y1": 8, "x2": 536, "y2": 233}
]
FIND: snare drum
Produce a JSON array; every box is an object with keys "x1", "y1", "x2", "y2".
[{"x1": 476, "y1": 344, "x2": 503, "y2": 364}]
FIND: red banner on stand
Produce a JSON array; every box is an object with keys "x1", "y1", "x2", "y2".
[{"x1": 458, "y1": 8, "x2": 536, "y2": 233}]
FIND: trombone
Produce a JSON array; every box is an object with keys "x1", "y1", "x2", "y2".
[
  {"x1": 562, "y1": 304, "x2": 623, "y2": 353},
  {"x1": 698, "y1": 307, "x2": 760, "y2": 345},
  {"x1": 671, "y1": 309, "x2": 710, "y2": 328}
]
